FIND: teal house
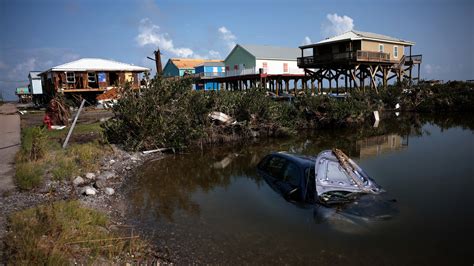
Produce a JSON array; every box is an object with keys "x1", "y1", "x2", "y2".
[{"x1": 163, "y1": 58, "x2": 222, "y2": 77}]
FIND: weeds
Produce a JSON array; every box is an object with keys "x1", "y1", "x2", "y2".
[
  {"x1": 15, "y1": 162, "x2": 44, "y2": 190},
  {"x1": 5, "y1": 201, "x2": 145, "y2": 264},
  {"x1": 18, "y1": 126, "x2": 47, "y2": 162},
  {"x1": 51, "y1": 157, "x2": 78, "y2": 181}
]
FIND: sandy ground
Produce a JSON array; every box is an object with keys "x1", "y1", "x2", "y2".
[{"x1": 0, "y1": 103, "x2": 20, "y2": 194}]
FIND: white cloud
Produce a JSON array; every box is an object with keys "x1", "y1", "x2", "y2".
[
  {"x1": 218, "y1": 26, "x2": 236, "y2": 51},
  {"x1": 321, "y1": 13, "x2": 354, "y2": 38},
  {"x1": 9, "y1": 58, "x2": 37, "y2": 79},
  {"x1": 302, "y1": 36, "x2": 312, "y2": 45},
  {"x1": 136, "y1": 18, "x2": 194, "y2": 58},
  {"x1": 208, "y1": 50, "x2": 221, "y2": 59}
]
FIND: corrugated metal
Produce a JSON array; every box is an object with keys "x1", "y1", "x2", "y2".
[
  {"x1": 45, "y1": 58, "x2": 150, "y2": 72},
  {"x1": 303, "y1": 30, "x2": 414, "y2": 47},
  {"x1": 170, "y1": 58, "x2": 222, "y2": 69},
  {"x1": 239, "y1": 44, "x2": 300, "y2": 61}
]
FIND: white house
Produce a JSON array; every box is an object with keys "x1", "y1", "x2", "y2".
[
  {"x1": 28, "y1": 71, "x2": 44, "y2": 104},
  {"x1": 224, "y1": 44, "x2": 304, "y2": 76}
]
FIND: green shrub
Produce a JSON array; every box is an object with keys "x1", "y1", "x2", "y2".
[{"x1": 15, "y1": 162, "x2": 44, "y2": 190}]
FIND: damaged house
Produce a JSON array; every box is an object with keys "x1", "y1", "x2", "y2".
[{"x1": 40, "y1": 58, "x2": 149, "y2": 103}]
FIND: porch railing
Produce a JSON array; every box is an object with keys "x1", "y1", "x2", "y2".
[{"x1": 297, "y1": 50, "x2": 391, "y2": 67}]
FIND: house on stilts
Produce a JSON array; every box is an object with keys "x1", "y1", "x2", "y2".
[
  {"x1": 40, "y1": 58, "x2": 149, "y2": 103},
  {"x1": 297, "y1": 30, "x2": 422, "y2": 93}
]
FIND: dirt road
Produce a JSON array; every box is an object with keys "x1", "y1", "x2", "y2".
[{"x1": 0, "y1": 103, "x2": 20, "y2": 194}]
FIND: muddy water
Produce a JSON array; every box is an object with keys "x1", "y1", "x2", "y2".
[{"x1": 126, "y1": 115, "x2": 473, "y2": 265}]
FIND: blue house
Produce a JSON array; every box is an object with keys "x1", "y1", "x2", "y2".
[
  {"x1": 163, "y1": 58, "x2": 223, "y2": 77},
  {"x1": 194, "y1": 61, "x2": 225, "y2": 90}
]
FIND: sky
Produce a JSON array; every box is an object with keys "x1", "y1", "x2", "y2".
[{"x1": 0, "y1": 0, "x2": 473, "y2": 100}]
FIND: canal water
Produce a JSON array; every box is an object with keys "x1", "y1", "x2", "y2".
[{"x1": 125, "y1": 115, "x2": 473, "y2": 265}]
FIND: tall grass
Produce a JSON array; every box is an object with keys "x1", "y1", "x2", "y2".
[
  {"x1": 5, "y1": 201, "x2": 144, "y2": 264},
  {"x1": 15, "y1": 162, "x2": 44, "y2": 190}
]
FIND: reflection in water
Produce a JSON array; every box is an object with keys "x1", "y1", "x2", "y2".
[
  {"x1": 357, "y1": 134, "x2": 408, "y2": 159},
  {"x1": 125, "y1": 114, "x2": 473, "y2": 264}
]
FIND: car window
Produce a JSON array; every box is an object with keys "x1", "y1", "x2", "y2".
[
  {"x1": 283, "y1": 162, "x2": 300, "y2": 187},
  {"x1": 265, "y1": 156, "x2": 287, "y2": 180}
]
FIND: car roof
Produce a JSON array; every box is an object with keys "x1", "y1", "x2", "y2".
[{"x1": 271, "y1": 152, "x2": 316, "y2": 168}]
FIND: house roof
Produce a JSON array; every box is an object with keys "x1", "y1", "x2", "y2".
[
  {"x1": 169, "y1": 58, "x2": 223, "y2": 69},
  {"x1": 195, "y1": 61, "x2": 225, "y2": 68},
  {"x1": 234, "y1": 44, "x2": 300, "y2": 61},
  {"x1": 29, "y1": 71, "x2": 41, "y2": 79},
  {"x1": 42, "y1": 58, "x2": 150, "y2": 73},
  {"x1": 300, "y1": 30, "x2": 415, "y2": 48}
]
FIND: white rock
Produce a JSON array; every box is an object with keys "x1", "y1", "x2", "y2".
[
  {"x1": 72, "y1": 176, "x2": 85, "y2": 186},
  {"x1": 109, "y1": 159, "x2": 116, "y2": 165},
  {"x1": 82, "y1": 186, "x2": 97, "y2": 196},
  {"x1": 85, "y1": 172, "x2": 96, "y2": 179},
  {"x1": 105, "y1": 187, "x2": 115, "y2": 195},
  {"x1": 130, "y1": 154, "x2": 141, "y2": 161},
  {"x1": 98, "y1": 171, "x2": 116, "y2": 180}
]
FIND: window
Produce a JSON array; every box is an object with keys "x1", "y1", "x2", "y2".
[
  {"x1": 393, "y1": 46, "x2": 398, "y2": 58},
  {"x1": 225, "y1": 66, "x2": 229, "y2": 71},
  {"x1": 87, "y1": 72, "x2": 96, "y2": 83},
  {"x1": 66, "y1": 72, "x2": 75, "y2": 83},
  {"x1": 234, "y1": 64, "x2": 238, "y2": 70},
  {"x1": 379, "y1": 44, "x2": 384, "y2": 53},
  {"x1": 283, "y1": 162, "x2": 300, "y2": 187},
  {"x1": 213, "y1": 67, "x2": 218, "y2": 73},
  {"x1": 265, "y1": 156, "x2": 287, "y2": 180},
  {"x1": 283, "y1": 63, "x2": 288, "y2": 73}
]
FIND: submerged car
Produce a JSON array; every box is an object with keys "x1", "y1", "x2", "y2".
[{"x1": 257, "y1": 150, "x2": 397, "y2": 232}]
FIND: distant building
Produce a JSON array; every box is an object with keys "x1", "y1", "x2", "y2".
[
  {"x1": 224, "y1": 44, "x2": 304, "y2": 76},
  {"x1": 28, "y1": 71, "x2": 44, "y2": 104},
  {"x1": 298, "y1": 30, "x2": 422, "y2": 90},
  {"x1": 162, "y1": 58, "x2": 222, "y2": 77},
  {"x1": 194, "y1": 61, "x2": 225, "y2": 90},
  {"x1": 39, "y1": 58, "x2": 149, "y2": 103},
  {"x1": 15, "y1": 87, "x2": 31, "y2": 103}
]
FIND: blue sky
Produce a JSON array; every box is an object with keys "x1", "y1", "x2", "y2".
[{"x1": 1, "y1": 0, "x2": 473, "y2": 100}]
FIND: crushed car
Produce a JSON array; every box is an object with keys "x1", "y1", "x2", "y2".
[{"x1": 257, "y1": 149, "x2": 397, "y2": 232}]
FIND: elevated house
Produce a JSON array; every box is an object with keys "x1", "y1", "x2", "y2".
[
  {"x1": 163, "y1": 58, "x2": 222, "y2": 77},
  {"x1": 15, "y1": 87, "x2": 32, "y2": 103},
  {"x1": 298, "y1": 30, "x2": 422, "y2": 92},
  {"x1": 224, "y1": 44, "x2": 304, "y2": 76},
  {"x1": 194, "y1": 61, "x2": 225, "y2": 90},
  {"x1": 28, "y1": 71, "x2": 44, "y2": 104},
  {"x1": 40, "y1": 58, "x2": 149, "y2": 102}
]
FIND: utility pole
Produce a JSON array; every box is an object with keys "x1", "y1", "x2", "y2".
[{"x1": 147, "y1": 47, "x2": 163, "y2": 77}]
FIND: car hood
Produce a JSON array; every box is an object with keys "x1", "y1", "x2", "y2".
[{"x1": 314, "y1": 150, "x2": 383, "y2": 198}]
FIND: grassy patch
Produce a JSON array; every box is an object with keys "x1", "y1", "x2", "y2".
[
  {"x1": 68, "y1": 142, "x2": 104, "y2": 171},
  {"x1": 15, "y1": 122, "x2": 108, "y2": 190},
  {"x1": 14, "y1": 161, "x2": 44, "y2": 190},
  {"x1": 51, "y1": 156, "x2": 78, "y2": 181},
  {"x1": 5, "y1": 201, "x2": 145, "y2": 264}
]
